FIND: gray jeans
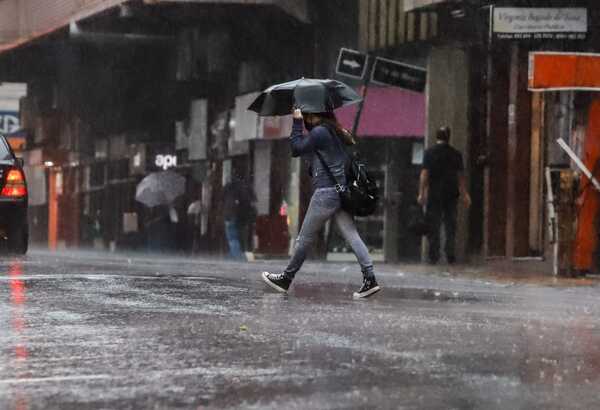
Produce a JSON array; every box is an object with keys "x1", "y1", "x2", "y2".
[{"x1": 284, "y1": 188, "x2": 374, "y2": 278}]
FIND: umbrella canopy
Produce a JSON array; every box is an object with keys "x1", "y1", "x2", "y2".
[
  {"x1": 248, "y1": 78, "x2": 362, "y2": 116},
  {"x1": 135, "y1": 170, "x2": 185, "y2": 208}
]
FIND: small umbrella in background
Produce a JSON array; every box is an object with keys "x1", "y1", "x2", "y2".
[
  {"x1": 135, "y1": 170, "x2": 185, "y2": 208},
  {"x1": 248, "y1": 78, "x2": 362, "y2": 116}
]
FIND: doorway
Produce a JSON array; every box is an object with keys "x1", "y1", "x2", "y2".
[{"x1": 326, "y1": 138, "x2": 423, "y2": 263}]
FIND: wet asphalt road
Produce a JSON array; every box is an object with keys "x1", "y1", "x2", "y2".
[{"x1": 2, "y1": 251, "x2": 600, "y2": 409}]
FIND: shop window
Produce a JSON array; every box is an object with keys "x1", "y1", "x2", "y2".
[
  {"x1": 108, "y1": 159, "x2": 129, "y2": 182},
  {"x1": 89, "y1": 163, "x2": 105, "y2": 188}
]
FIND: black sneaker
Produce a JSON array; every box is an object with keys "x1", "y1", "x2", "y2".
[
  {"x1": 261, "y1": 271, "x2": 292, "y2": 293},
  {"x1": 353, "y1": 277, "x2": 381, "y2": 299}
]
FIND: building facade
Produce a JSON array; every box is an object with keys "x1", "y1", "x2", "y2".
[
  {"x1": 0, "y1": 0, "x2": 360, "y2": 257},
  {"x1": 369, "y1": 0, "x2": 600, "y2": 268},
  {"x1": 5, "y1": 0, "x2": 596, "y2": 269}
]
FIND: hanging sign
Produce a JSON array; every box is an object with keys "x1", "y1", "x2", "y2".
[
  {"x1": 336, "y1": 48, "x2": 369, "y2": 80},
  {"x1": 528, "y1": 52, "x2": 600, "y2": 91},
  {"x1": 492, "y1": 8, "x2": 587, "y2": 41},
  {"x1": 371, "y1": 57, "x2": 427, "y2": 92}
]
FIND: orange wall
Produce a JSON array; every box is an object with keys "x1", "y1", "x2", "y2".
[{"x1": 48, "y1": 171, "x2": 58, "y2": 251}]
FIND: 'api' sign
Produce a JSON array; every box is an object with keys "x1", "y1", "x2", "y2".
[
  {"x1": 155, "y1": 154, "x2": 178, "y2": 170},
  {"x1": 0, "y1": 112, "x2": 19, "y2": 134}
]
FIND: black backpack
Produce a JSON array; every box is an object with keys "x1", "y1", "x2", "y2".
[{"x1": 315, "y1": 127, "x2": 379, "y2": 217}]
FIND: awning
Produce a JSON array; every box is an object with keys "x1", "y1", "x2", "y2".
[
  {"x1": 0, "y1": 0, "x2": 127, "y2": 54},
  {"x1": 529, "y1": 52, "x2": 600, "y2": 91},
  {"x1": 336, "y1": 86, "x2": 425, "y2": 138}
]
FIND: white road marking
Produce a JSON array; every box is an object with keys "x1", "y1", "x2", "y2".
[{"x1": 0, "y1": 374, "x2": 112, "y2": 385}]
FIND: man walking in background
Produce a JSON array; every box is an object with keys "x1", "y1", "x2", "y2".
[
  {"x1": 418, "y1": 126, "x2": 471, "y2": 264},
  {"x1": 223, "y1": 173, "x2": 256, "y2": 261}
]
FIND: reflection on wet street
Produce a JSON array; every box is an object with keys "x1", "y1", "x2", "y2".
[
  {"x1": 1, "y1": 251, "x2": 600, "y2": 409},
  {"x1": 7, "y1": 261, "x2": 28, "y2": 410}
]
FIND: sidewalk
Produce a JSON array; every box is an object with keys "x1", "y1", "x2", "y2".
[
  {"x1": 385, "y1": 257, "x2": 600, "y2": 288},
  {"x1": 30, "y1": 247, "x2": 600, "y2": 288}
]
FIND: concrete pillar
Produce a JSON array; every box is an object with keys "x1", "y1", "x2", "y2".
[
  {"x1": 505, "y1": 45, "x2": 531, "y2": 258},
  {"x1": 426, "y1": 46, "x2": 470, "y2": 261},
  {"x1": 484, "y1": 47, "x2": 510, "y2": 258}
]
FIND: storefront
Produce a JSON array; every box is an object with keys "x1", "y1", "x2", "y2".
[
  {"x1": 127, "y1": 141, "x2": 194, "y2": 253},
  {"x1": 231, "y1": 84, "x2": 427, "y2": 262},
  {"x1": 528, "y1": 52, "x2": 600, "y2": 275},
  {"x1": 233, "y1": 92, "x2": 291, "y2": 257},
  {"x1": 332, "y1": 85, "x2": 426, "y2": 263}
]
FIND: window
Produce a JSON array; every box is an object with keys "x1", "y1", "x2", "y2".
[{"x1": 0, "y1": 137, "x2": 12, "y2": 161}]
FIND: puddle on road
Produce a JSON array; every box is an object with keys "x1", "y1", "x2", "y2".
[
  {"x1": 0, "y1": 263, "x2": 496, "y2": 310},
  {"x1": 288, "y1": 281, "x2": 489, "y2": 305},
  {"x1": 385, "y1": 287, "x2": 481, "y2": 303}
]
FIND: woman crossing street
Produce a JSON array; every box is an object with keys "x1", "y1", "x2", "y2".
[{"x1": 261, "y1": 109, "x2": 381, "y2": 299}]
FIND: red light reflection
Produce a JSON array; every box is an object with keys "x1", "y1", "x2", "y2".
[
  {"x1": 7, "y1": 261, "x2": 29, "y2": 410},
  {"x1": 10, "y1": 277, "x2": 25, "y2": 305}
]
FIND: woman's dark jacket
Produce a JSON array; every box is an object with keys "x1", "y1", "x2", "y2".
[{"x1": 289, "y1": 118, "x2": 347, "y2": 189}]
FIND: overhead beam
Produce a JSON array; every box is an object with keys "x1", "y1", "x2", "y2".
[
  {"x1": 69, "y1": 21, "x2": 174, "y2": 44},
  {"x1": 142, "y1": 0, "x2": 310, "y2": 23}
]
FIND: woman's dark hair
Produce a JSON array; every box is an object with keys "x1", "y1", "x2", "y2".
[{"x1": 309, "y1": 112, "x2": 356, "y2": 146}]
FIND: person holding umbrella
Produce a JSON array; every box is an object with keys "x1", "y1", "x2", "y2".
[
  {"x1": 250, "y1": 78, "x2": 381, "y2": 298},
  {"x1": 261, "y1": 108, "x2": 380, "y2": 298},
  {"x1": 135, "y1": 170, "x2": 186, "y2": 252},
  {"x1": 253, "y1": 89, "x2": 380, "y2": 298},
  {"x1": 250, "y1": 78, "x2": 380, "y2": 298}
]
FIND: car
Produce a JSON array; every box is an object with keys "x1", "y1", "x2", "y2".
[{"x1": 0, "y1": 134, "x2": 28, "y2": 254}]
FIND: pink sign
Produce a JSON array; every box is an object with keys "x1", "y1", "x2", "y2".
[{"x1": 336, "y1": 86, "x2": 425, "y2": 138}]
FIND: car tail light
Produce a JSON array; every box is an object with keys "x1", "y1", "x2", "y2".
[
  {"x1": 1, "y1": 185, "x2": 27, "y2": 197},
  {"x1": 2, "y1": 169, "x2": 27, "y2": 198},
  {"x1": 6, "y1": 170, "x2": 24, "y2": 183}
]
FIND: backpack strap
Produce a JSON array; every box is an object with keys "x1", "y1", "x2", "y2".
[
  {"x1": 315, "y1": 150, "x2": 346, "y2": 193},
  {"x1": 314, "y1": 125, "x2": 347, "y2": 193}
]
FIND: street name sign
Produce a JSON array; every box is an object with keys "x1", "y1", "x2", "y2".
[
  {"x1": 336, "y1": 48, "x2": 369, "y2": 79},
  {"x1": 371, "y1": 57, "x2": 427, "y2": 92}
]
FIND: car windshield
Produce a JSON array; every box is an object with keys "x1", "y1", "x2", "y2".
[{"x1": 0, "y1": 138, "x2": 12, "y2": 161}]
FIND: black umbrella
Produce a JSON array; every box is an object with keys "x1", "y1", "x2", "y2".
[{"x1": 248, "y1": 78, "x2": 362, "y2": 116}]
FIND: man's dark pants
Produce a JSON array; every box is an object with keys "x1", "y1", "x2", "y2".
[{"x1": 426, "y1": 198, "x2": 458, "y2": 264}]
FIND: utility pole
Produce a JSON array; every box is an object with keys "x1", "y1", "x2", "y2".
[{"x1": 352, "y1": 56, "x2": 372, "y2": 137}]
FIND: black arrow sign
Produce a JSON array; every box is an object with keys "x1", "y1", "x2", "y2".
[{"x1": 336, "y1": 48, "x2": 368, "y2": 80}]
